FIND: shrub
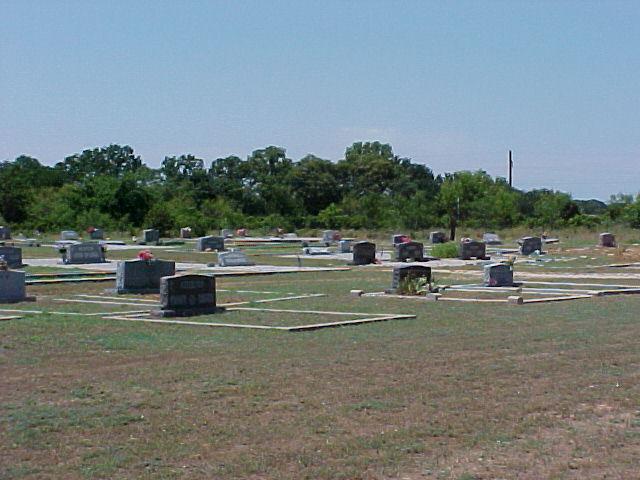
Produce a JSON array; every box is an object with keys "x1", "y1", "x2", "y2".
[{"x1": 431, "y1": 242, "x2": 459, "y2": 258}]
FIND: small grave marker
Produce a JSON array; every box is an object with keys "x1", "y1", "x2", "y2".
[
  {"x1": 62, "y1": 242, "x2": 106, "y2": 264},
  {"x1": 197, "y1": 235, "x2": 225, "y2": 252},
  {"x1": 180, "y1": 227, "x2": 192, "y2": 239},
  {"x1": 339, "y1": 240, "x2": 352, "y2": 253},
  {"x1": 482, "y1": 232, "x2": 502, "y2": 245},
  {"x1": 142, "y1": 229, "x2": 160, "y2": 244},
  {"x1": 89, "y1": 228, "x2": 104, "y2": 240},
  {"x1": 60, "y1": 230, "x2": 79, "y2": 241},
  {"x1": 152, "y1": 274, "x2": 222, "y2": 317},
  {"x1": 459, "y1": 240, "x2": 488, "y2": 260},
  {"x1": 429, "y1": 231, "x2": 446, "y2": 244},
  {"x1": 599, "y1": 232, "x2": 616, "y2": 248},
  {"x1": 352, "y1": 241, "x2": 376, "y2": 265},
  {"x1": 0, "y1": 226, "x2": 11, "y2": 240},
  {"x1": 395, "y1": 241, "x2": 424, "y2": 262},
  {"x1": 483, "y1": 263, "x2": 514, "y2": 287},
  {"x1": 116, "y1": 259, "x2": 176, "y2": 294},
  {"x1": 519, "y1": 236, "x2": 543, "y2": 255},
  {"x1": 0, "y1": 246, "x2": 23, "y2": 268},
  {"x1": 217, "y1": 250, "x2": 254, "y2": 267},
  {"x1": 391, "y1": 264, "x2": 432, "y2": 290}
]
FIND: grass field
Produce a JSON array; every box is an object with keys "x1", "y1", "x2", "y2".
[{"x1": 1, "y1": 236, "x2": 640, "y2": 479}]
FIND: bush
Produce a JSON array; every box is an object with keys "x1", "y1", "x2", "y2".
[{"x1": 431, "y1": 242, "x2": 459, "y2": 258}]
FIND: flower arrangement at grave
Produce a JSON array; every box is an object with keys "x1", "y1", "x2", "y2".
[{"x1": 138, "y1": 250, "x2": 154, "y2": 262}]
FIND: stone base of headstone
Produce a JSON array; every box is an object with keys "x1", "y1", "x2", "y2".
[
  {"x1": 508, "y1": 295, "x2": 524, "y2": 305},
  {"x1": 350, "y1": 289, "x2": 364, "y2": 297}
]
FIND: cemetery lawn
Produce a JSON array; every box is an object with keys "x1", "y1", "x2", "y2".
[{"x1": 2, "y1": 269, "x2": 640, "y2": 479}]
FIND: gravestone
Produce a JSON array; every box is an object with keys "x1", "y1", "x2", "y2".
[
  {"x1": 599, "y1": 232, "x2": 616, "y2": 248},
  {"x1": 429, "y1": 231, "x2": 446, "y2": 244},
  {"x1": 221, "y1": 229, "x2": 234, "y2": 238},
  {"x1": 483, "y1": 263, "x2": 514, "y2": 287},
  {"x1": 0, "y1": 246, "x2": 24, "y2": 268},
  {"x1": 352, "y1": 241, "x2": 376, "y2": 265},
  {"x1": 459, "y1": 240, "x2": 488, "y2": 260},
  {"x1": 393, "y1": 234, "x2": 408, "y2": 246},
  {"x1": 152, "y1": 274, "x2": 222, "y2": 317},
  {"x1": 197, "y1": 235, "x2": 225, "y2": 252},
  {"x1": 482, "y1": 232, "x2": 502, "y2": 245},
  {"x1": 63, "y1": 242, "x2": 106, "y2": 264},
  {"x1": 322, "y1": 230, "x2": 338, "y2": 243},
  {"x1": 283, "y1": 233, "x2": 298, "y2": 239},
  {"x1": 60, "y1": 230, "x2": 79, "y2": 241},
  {"x1": 116, "y1": 259, "x2": 176, "y2": 294},
  {"x1": 142, "y1": 229, "x2": 160, "y2": 244},
  {"x1": 395, "y1": 241, "x2": 424, "y2": 262},
  {"x1": 391, "y1": 264, "x2": 432, "y2": 290},
  {"x1": 303, "y1": 247, "x2": 331, "y2": 255},
  {"x1": 89, "y1": 228, "x2": 104, "y2": 240},
  {"x1": 217, "y1": 250, "x2": 254, "y2": 267},
  {"x1": 339, "y1": 240, "x2": 352, "y2": 253},
  {"x1": 0, "y1": 269, "x2": 28, "y2": 303},
  {"x1": 519, "y1": 236, "x2": 543, "y2": 255},
  {"x1": 180, "y1": 227, "x2": 192, "y2": 239},
  {"x1": 0, "y1": 226, "x2": 11, "y2": 240}
]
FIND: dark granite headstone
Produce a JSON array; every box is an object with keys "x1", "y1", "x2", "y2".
[
  {"x1": 483, "y1": 263, "x2": 514, "y2": 287},
  {"x1": 392, "y1": 264, "x2": 432, "y2": 290},
  {"x1": 0, "y1": 246, "x2": 23, "y2": 268},
  {"x1": 142, "y1": 229, "x2": 160, "y2": 244},
  {"x1": 459, "y1": 240, "x2": 488, "y2": 260},
  {"x1": 153, "y1": 274, "x2": 222, "y2": 317},
  {"x1": 599, "y1": 232, "x2": 616, "y2": 248},
  {"x1": 519, "y1": 236, "x2": 542, "y2": 255},
  {"x1": 352, "y1": 241, "x2": 376, "y2": 265},
  {"x1": 339, "y1": 240, "x2": 351, "y2": 253},
  {"x1": 429, "y1": 231, "x2": 446, "y2": 244},
  {"x1": 197, "y1": 235, "x2": 225, "y2": 251},
  {"x1": 0, "y1": 226, "x2": 11, "y2": 240},
  {"x1": 116, "y1": 259, "x2": 176, "y2": 294},
  {"x1": 63, "y1": 242, "x2": 106, "y2": 264},
  {"x1": 395, "y1": 241, "x2": 424, "y2": 262},
  {"x1": 0, "y1": 269, "x2": 27, "y2": 303}
]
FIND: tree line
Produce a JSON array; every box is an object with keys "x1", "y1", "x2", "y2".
[{"x1": 1, "y1": 142, "x2": 639, "y2": 238}]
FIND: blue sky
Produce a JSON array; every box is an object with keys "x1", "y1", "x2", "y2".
[{"x1": 1, "y1": 0, "x2": 638, "y2": 200}]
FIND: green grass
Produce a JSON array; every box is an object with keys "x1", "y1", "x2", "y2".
[{"x1": 1, "y1": 243, "x2": 640, "y2": 479}]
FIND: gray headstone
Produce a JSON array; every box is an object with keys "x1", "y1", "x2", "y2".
[
  {"x1": 352, "y1": 241, "x2": 376, "y2": 265},
  {"x1": 89, "y1": 228, "x2": 104, "y2": 240},
  {"x1": 197, "y1": 235, "x2": 225, "y2": 252},
  {"x1": 429, "y1": 231, "x2": 446, "y2": 244},
  {"x1": 392, "y1": 264, "x2": 432, "y2": 290},
  {"x1": 0, "y1": 246, "x2": 23, "y2": 268},
  {"x1": 0, "y1": 270, "x2": 26, "y2": 303},
  {"x1": 220, "y1": 229, "x2": 234, "y2": 238},
  {"x1": 395, "y1": 241, "x2": 424, "y2": 262},
  {"x1": 180, "y1": 227, "x2": 192, "y2": 239},
  {"x1": 459, "y1": 240, "x2": 488, "y2": 260},
  {"x1": 339, "y1": 240, "x2": 352, "y2": 253},
  {"x1": 116, "y1": 259, "x2": 176, "y2": 294},
  {"x1": 143, "y1": 229, "x2": 160, "y2": 244},
  {"x1": 482, "y1": 232, "x2": 502, "y2": 245},
  {"x1": 60, "y1": 230, "x2": 79, "y2": 241},
  {"x1": 0, "y1": 226, "x2": 11, "y2": 240},
  {"x1": 303, "y1": 247, "x2": 331, "y2": 255},
  {"x1": 217, "y1": 250, "x2": 254, "y2": 267},
  {"x1": 63, "y1": 242, "x2": 106, "y2": 264},
  {"x1": 483, "y1": 263, "x2": 514, "y2": 287},
  {"x1": 322, "y1": 230, "x2": 337, "y2": 242},
  {"x1": 153, "y1": 274, "x2": 221, "y2": 317},
  {"x1": 519, "y1": 236, "x2": 542, "y2": 255},
  {"x1": 599, "y1": 232, "x2": 616, "y2": 248}
]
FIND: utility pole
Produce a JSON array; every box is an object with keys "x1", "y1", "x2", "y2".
[{"x1": 508, "y1": 150, "x2": 513, "y2": 188}]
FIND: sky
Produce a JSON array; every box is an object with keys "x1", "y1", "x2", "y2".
[{"x1": 1, "y1": 0, "x2": 638, "y2": 200}]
